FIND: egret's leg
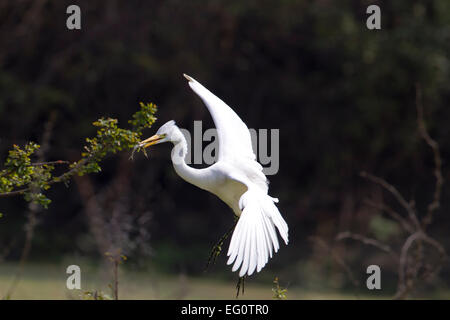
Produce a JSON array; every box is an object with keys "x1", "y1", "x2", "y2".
[
  {"x1": 204, "y1": 216, "x2": 239, "y2": 272},
  {"x1": 235, "y1": 276, "x2": 246, "y2": 298}
]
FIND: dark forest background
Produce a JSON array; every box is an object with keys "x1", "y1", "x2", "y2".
[{"x1": 0, "y1": 0, "x2": 449, "y2": 298}]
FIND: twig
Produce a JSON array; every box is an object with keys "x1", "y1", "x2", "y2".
[
  {"x1": 236, "y1": 276, "x2": 246, "y2": 298},
  {"x1": 4, "y1": 206, "x2": 38, "y2": 298},
  {"x1": 394, "y1": 231, "x2": 447, "y2": 299},
  {"x1": 4, "y1": 112, "x2": 56, "y2": 298},
  {"x1": 341, "y1": 84, "x2": 446, "y2": 299},
  {"x1": 30, "y1": 160, "x2": 69, "y2": 166},
  {"x1": 395, "y1": 231, "x2": 423, "y2": 299}
]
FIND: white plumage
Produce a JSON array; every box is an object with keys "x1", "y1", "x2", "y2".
[{"x1": 139, "y1": 74, "x2": 289, "y2": 277}]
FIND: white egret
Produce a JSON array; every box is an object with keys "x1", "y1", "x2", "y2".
[{"x1": 138, "y1": 74, "x2": 288, "y2": 277}]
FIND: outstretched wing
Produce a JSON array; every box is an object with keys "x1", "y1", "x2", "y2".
[{"x1": 184, "y1": 74, "x2": 268, "y2": 192}]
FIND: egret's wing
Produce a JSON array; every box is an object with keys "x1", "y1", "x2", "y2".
[
  {"x1": 184, "y1": 74, "x2": 256, "y2": 162},
  {"x1": 183, "y1": 76, "x2": 288, "y2": 276}
]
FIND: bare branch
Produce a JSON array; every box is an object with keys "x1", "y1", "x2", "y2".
[
  {"x1": 0, "y1": 189, "x2": 30, "y2": 198},
  {"x1": 394, "y1": 231, "x2": 447, "y2": 299},
  {"x1": 396, "y1": 231, "x2": 422, "y2": 299},
  {"x1": 4, "y1": 112, "x2": 55, "y2": 298},
  {"x1": 360, "y1": 171, "x2": 421, "y2": 230},
  {"x1": 421, "y1": 233, "x2": 448, "y2": 261}
]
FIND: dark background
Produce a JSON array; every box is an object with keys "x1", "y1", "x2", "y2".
[{"x1": 0, "y1": 0, "x2": 449, "y2": 297}]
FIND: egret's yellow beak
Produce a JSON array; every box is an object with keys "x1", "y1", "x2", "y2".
[{"x1": 139, "y1": 134, "x2": 164, "y2": 148}]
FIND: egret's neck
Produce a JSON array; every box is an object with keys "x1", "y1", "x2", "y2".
[{"x1": 170, "y1": 133, "x2": 209, "y2": 191}]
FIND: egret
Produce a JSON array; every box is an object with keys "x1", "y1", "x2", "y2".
[{"x1": 138, "y1": 74, "x2": 289, "y2": 278}]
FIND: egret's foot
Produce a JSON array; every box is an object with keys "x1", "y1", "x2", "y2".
[
  {"x1": 236, "y1": 276, "x2": 246, "y2": 298},
  {"x1": 204, "y1": 218, "x2": 238, "y2": 272},
  {"x1": 129, "y1": 142, "x2": 150, "y2": 161}
]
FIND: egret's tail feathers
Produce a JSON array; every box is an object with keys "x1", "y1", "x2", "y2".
[{"x1": 226, "y1": 189, "x2": 288, "y2": 277}]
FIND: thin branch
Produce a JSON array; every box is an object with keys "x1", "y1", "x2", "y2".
[
  {"x1": 205, "y1": 218, "x2": 238, "y2": 272},
  {"x1": 4, "y1": 206, "x2": 38, "y2": 298},
  {"x1": 0, "y1": 160, "x2": 68, "y2": 178},
  {"x1": 395, "y1": 231, "x2": 422, "y2": 299},
  {"x1": 416, "y1": 84, "x2": 444, "y2": 228},
  {"x1": 346, "y1": 86, "x2": 446, "y2": 300},
  {"x1": 113, "y1": 259, "x2": 119, "y2": 300},
  {"x1": 360, "y1": 171, "x2": 421, "y2": 230},
  {"x1": 0, "y1": 189, "x2": 30, "y2": 198},
  {"x1": 30, "y1": 160, "x2": 69, "y2": 167},
  {"x1": 336, "y1": 231, "x2": 398, "y2": 259},
  {"x1": 363, "y1": 198, "x2": 414, "y2": 233}
]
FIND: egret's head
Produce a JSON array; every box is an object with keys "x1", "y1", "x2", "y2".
[{"x1": 138, "y1": 120, "x2": 181, "y2": 149}]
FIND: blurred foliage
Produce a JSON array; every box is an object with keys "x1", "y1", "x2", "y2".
[{"x1": 81, "y1": 290, "x2": 113, "y2": 300}]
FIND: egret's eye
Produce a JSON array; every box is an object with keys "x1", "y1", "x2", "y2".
[{"x1": 133, "y1": 74, "x2": 288, "y2": 282}]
